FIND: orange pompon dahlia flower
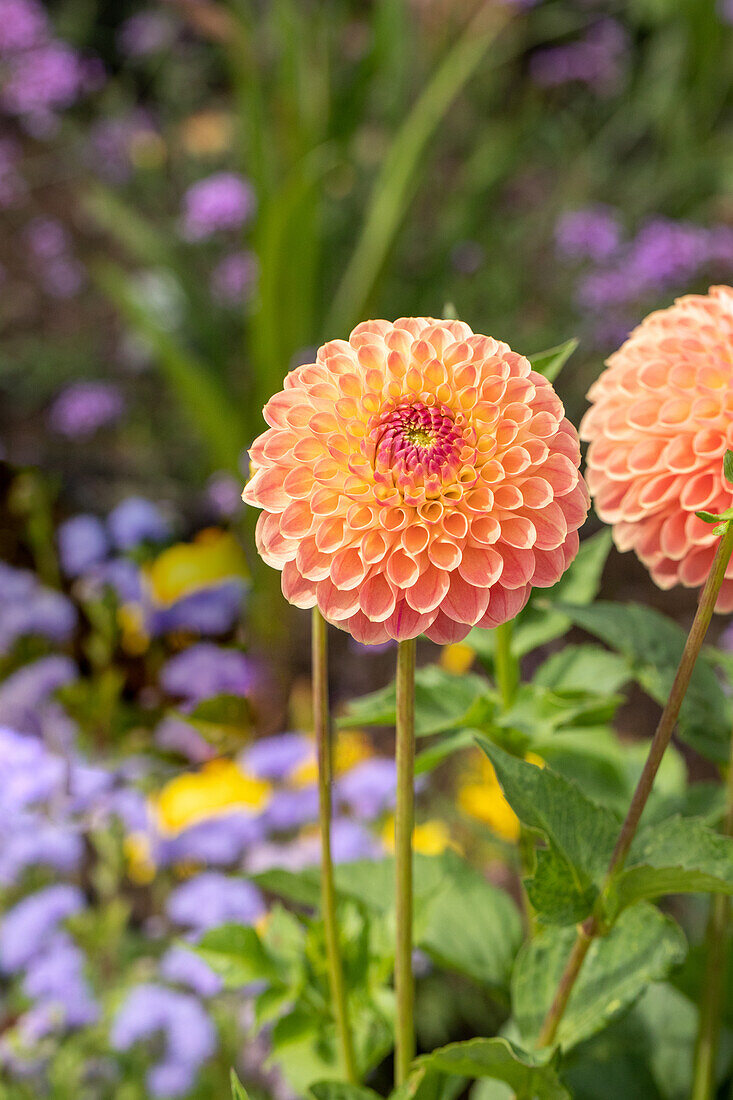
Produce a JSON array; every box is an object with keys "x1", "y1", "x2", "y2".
[
  {"x1": 243, "y1": 318, "x2": 589, "y2": 644},
  {"x1": 581, "y1": 286, "x2": 733, "y2": 608}
]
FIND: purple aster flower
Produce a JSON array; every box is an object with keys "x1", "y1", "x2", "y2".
[
  {"x1": 159, "y1": 946, "x2": 222, "y2": 997},
  {"x1": 48, "y1": 381, "x2": 125, "y2": 438},
  {"x1": 154, "y1": 716, "x2": 215, "y2": 764},
  {"x1": 58, "y1": 514, "x2": 109, "y2": 577},
  {"x1": 555, "y1": 205, "x2": 622, "y2": 262},
  {"x1": 84, "y1": 556, "x2": 143, "y2": 604},
  {"x1": 0, "y1": 818, "x2": 83, "y2": 885},
  {"x1": 166, "y1": 872, "x2": 264, "y2": 935},
  {"x1": 158, "y1": 811, "x2": 266, "y2": 868},
  {"x1": 241, "y1": 732, "x2": 312, "y2": 782},
  {"x1": 108, "y1": 496, "x2": 170, "y2": 550},
  {"x1": 0, "y1": 884, "x2": 85, "y2": 973},
  {"x1": 22, "y1": 932, "x2": 99, "y2": 1027},
  {"x1": 87, "y1": 110, "x2": 158, "y2": 184},
  {"x1": 210, "y1": 250, "x2": 257, "y2": 307},
  {"x1": 0, "y1": 573, "x2": 76, "y2": 655},
  {"x1": 181, "y1": 173, "x2": 255, "y2": 241},
  {"x1": 0, "y1": 655, "x2": 76, "y2": 731},
  {"x1": 0, "y1": 727, "x2": 64, "y2": 813},
  {"x1": 160, "y1": 643, "x2": 258, "y2": 706},
  {"x1": 151, "y1": 580, "x2": 245, "y2": 636},
  {"x1": 111, "y1": 984, "x2": 216, "y2": 1098},
  {"x1": 39, "y1": 256, "x2": 86, "y2": 299},
  {"x1": 98, "y1": 786, "x2": 150, "y2": 833},
  {"x1": 0, "y1": 137, "x2": 26, "y2": 207},
  {"x1": 117, "y1": 10, "x2": 176, "y2": 57},
  {"x1": 2, "y1": 41, "x2": 85, "y2": 122},
  {"x1": 264, "y1": 786, "x2": 319, "y2": 832},
  {"x1": 530, "y1": 19, "x2": 628, "y2": 95},
  {"x1": 0, "y1": 0, "x2": 48, "y2": 52},
  {"x1": 24, "y1": 217, "x2": 69, "y2": 259},
  {"x1": 336, "y1": 757, "x2": 398, "y2": 819},
  {"x1": 205, "y1": 472, "x2": 243, "y2": 518},
  {"x1": 719, "y1": 0, "x2": 733, "y2": 22}
]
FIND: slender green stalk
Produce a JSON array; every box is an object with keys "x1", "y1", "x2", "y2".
[
  {"x1": 538, "y1": 520, "x2": 733, "y2": 1049},
  {"x1": 494, "y1": 619, "x2": 519, "y2": 708},
  {"x1": 312, "y1": 609, "x2": 358, "y2": 1084},
  {"x1": 395, "y1": 636, "x2": 417, "y2": 1086},
  {"x1": 691, "y1": 723, "x2": 733, "y2": 1100}
]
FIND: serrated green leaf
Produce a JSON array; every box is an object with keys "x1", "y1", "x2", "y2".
[
  {"x1": 477, "y1": 740, "x2": 619, "y2": 924},
  {"x1": 557, "y1": 601, "x2": 731, "y2": 761},
  {"x1": 512, "y1": 904, "x2": 687, "y2": 1049},
  {"x1": 231, "y1": 1069, "x2": 251, "y2": 1100},
  {"x1": 195, "y1": 923, "x2": 279, "y2": 985},
  {"x1": 414, "y1": 1037, "x2": 570, "y2": 1099},
  {"x1": 529, "y1": 338, "x2": 578, "y2": 383},
  {"x1": 338, "y1": 667, "x2": 490, "y2": 737},
  {"x1": 606, "y1": 816, "x2": 733, "y2": 918}
]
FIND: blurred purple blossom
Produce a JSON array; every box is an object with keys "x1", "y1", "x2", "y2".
[
  {"x1": 58, "y1": 514, "x2": 110, "y2": 577},
  {"x1": 150, "y1": 580, "x2": 245, "y2": 636},
  {"x1": 0, "y1": 817, "x2": 83, "y2": 885},
  {"x1": 108, "y1": 496, "x2": 170, "y2": 550},
  {"x1": 84, "y1": 557, "x2": 143, "y2": 604},
  {"x1": 111, "y1": 984, "x2": 216, "y2": 1098},
  {"x1": 337, "y1": 758, "x2": 398, "y2": 819},
  {"x1": 117, "y1": 10, "x2": 176, "y2": 58},
  {"x1": 242, "y1": 732, "x2": 312, "y2": 782},
  {"x1": 0, "y1": 655, "x2": 76, "y2": 732},
  {"x1": 181, "y1": 173, "x2": 255, "y2": 241},
  {"x1": 24, "y1": 217, "x2": 69, "y2": 259},
  {"x1": 0, "y1": 565, "x2": 76, "y2": 654},
  {"x1": 530, "y1": 19, "x2": 628, "y2": 94},
  {"x1": 158, "y1": 812, "x2": 266, "y2": 868},
  {"x1": 39, "y1": 256, "x2": 86, "y2": 298},
  {"x1": 205, "y1": 472, "x2": 243, "y2": 518},
  {"x1": 210, "y1": 250, "x2": 257, "y2": 307},
  {"x1": 154, "y1": 716, "x2": 215, "y2": 764},
  {"x1": 264, "y1": 786, "x2": 319, "y2": 832},
  {"x1": 2, "y1": 41, "x2": 86, "y2": 125},
  {"x1": 160, "y1": 643, "x2": 259, "y2": 706},
  {"x1": 166, "y1": 871, "x2": 265, "y2": 935},
  {"x1": 22, "y1": 932, "x2": 98, "y2": 1027},
  {"x1": 555, "y1": 205, "x2": 622, "y2": 262},
  {"x1": 0, "y1": 0, "x2": 48, "y2": 53},
  {"x1": 0, "y1": 884, "x2": 85, "y2": 973},
  {"x1": 159, "y1": 946, "x2": 222, "y2": 997},
  {"x1": 87, "y1": 110, "x2": 158, "y2": 184},
  {"x1": 48, "y1": 381, "x2": 125, "y2": 438},
  {"x1": 0, "y1": 727, "x2": 64, "y2": 813}
]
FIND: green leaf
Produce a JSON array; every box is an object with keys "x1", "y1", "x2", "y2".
[
  {"x1": 529, "y1": 338, "x2": 578, "y2": 383},
  {"x1": 724, "y1": 450, "x2": 733, "y2": 484},
  {"x1": 414, "y1": 1037, "x2": 570, "y2": 1099},
  {"x1": 607, "y1": 816, "x2": 733, "y2": 918},
  {"x1": 391, "y1": 1070, "x2": 466, "y2": 1100},
  {"x1": 195, "y1": 924, "x2": 279, "y2": 985},
  {"x1": 326, "y1": 6, "x2": 505, "y2": 334},
  {"x1": 231, "y1": 1069, "x2": 251, "y2": 1100},
  {"x1": 512, "y1": 904, "x2": 687, "y2": 1050},
  {"x1": 477, "y1": 740, "x2": 619, "y2": 924},
  {"x1": 557, "y1": 601, "x2": 731, "y2": 761},
  {"x1": 338, "y1": 667, "x2": 490, "y2": 737},
  {"x1": 174, "y1": 693, "x2": 253, "y2": 751},
  {"x1": 533, "y1": 646, "x2": 631, "y2": 695},
  {"x1": 309, "y1": 1085, "x2": 382, "y2": 1100}
]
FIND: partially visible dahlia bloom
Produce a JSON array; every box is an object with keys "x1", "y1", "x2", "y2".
[
  {"x1": 243, "y1": 318, "x2": 589, "y2": 643},
  {"x1": 581, "y1": 286, "x2": 733, "y2": 608}
]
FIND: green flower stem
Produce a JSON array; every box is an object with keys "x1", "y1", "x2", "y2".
[
  {"x1": 538, "y1": 520, "x2": 733, "y2": 1049},
  {"x1": 691, "y1": 725, "x2": 733, "y2": 1100},
  {"x1": 395, "y1": 636, "x2": 417, "y2": 1086},
  {"x1": 312, "y1": 609, "x2": 358, "y2": 1084},
  {"x1": 494, "y1": 619, "x2": 519, "y2": 708}
]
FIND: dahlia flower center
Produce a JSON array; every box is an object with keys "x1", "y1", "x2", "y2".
[{"x1": 371, "y1": 400, "x2": 477, "y2": 504}]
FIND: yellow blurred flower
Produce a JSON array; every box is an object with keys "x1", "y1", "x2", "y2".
[
  {"x1": 382, "y1": 816, "x2": 456, "y2": 857},
  {"x1": 440, "y1": 642, "x2": 475, "y2": 675},
  {"x1": 179, "y1": 110, "x2": 234, "y2": 157},
  {"x1": 146, "y1": 529, "x2": 249, "y2": 606},
  {"x1": 117, "y1": 602, "x2": 150, "y2": 656},
  {"x1": 291, "y1": 729, "x2": 372, "y2": 787},
  {"x1": 457, "y1": 750, "x2": 543, "y2": 843},
  {"x1": 124, "y1": 831, "x2": 156, "y2": 885},
  {"x1": 152, "y1": 759, "x2": 270, "y2": 835}
]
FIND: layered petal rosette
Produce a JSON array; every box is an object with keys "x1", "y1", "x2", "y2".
[
  {"x1": 581, "y1": 286, "x2": 733, "y2": 608},
  {"x1": 244, "y1": 318, "x2": 589, "y2": 643}
]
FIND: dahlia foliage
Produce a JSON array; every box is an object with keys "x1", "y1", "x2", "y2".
[
  {"x1": 244, "y1": 317, "x2": 589, "y2": 643},
  {"x1": 582, "y1": 285, "x2": 733, "y2": 608}
]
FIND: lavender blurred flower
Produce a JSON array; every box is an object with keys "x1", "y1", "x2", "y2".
[
  {"x1": 22, "y1": 932, "x2": 99, "y2": 1027},
  {"x1": 154, "y1": 716, "x2": 215, "y2": 764},
  {"x1": 337, "y1": 758, "x2": 398, "y2": 819},
  {"x1": 166, "y1": 871, "x2": 264, "y2": 935},
  {"x1": 84, "y1": 557, "x2": 143, "y2": 604},
  {"x1": 241, "y1": 732, "x2": 312, "y2": 782},
  {"x1": 205, "y1": 472, "x2": 243, "y2": 518},
  {"x1": 48, "y1": 381, "x2": 125, "y2": 438},
  {"x1": 181, "y1": 173, "x2": 255, "y2": 241},
  {"x1": 150, "y1": 580, "x2": 245, "y2": 636},
  {"x1": 530, "y1": 19, "x2": 628, "y2": 95},
  {"x1": 39, "y1": 256, "x2": 86, "y2": 299},
  {"x1": 108, "y1": 496, "x2": 169, "y2": 550},
  {"x1": 87, "y1": 110, "x2": 159, "y2": 184},
  {"x1": 117, "y1": 10, "x2": 176, "y2": 58},
  {"x1": 2, "y1": 41, "x2": 86, "y2": 125},
  {"x1": 210, "y1": 250, "x2": 257, "y2": 307},
  {"x1": 0, "y1": 0, "x2": 48, "y2": 53},
  {"x1": 159, "y1": 811, "x2": 266, "y2": 867},
  {"x1": 264, "y1": 786, "x2": 319, "y2": 832},
  {"x1": 160, "y1": 643, "x2": 258, "y2": 706},
  {"x1": 111, "y1": 984, "x2": 216, "y2": 1098},
  {"x1": 24, "y1": 217, "x2": 69, "y2": 259},
  {"x1": 58, "y1": 514, "x2": 109, "y2": 577},
  {"x1": 0, "y1": 655, "x2": 76, "y2": 731},
  {"x1": 0, "y1": 727, "x2": 64, "y2": 813},
  {"x1": 0, "y1": 884, "x2": 85, "y2": 973},
  {"x1": 159, "y1": 946, "x2": 222, "y2": 997},
  {"x1": 555, "y1": 205, "x2": 622, "y2": 262},
  {"x1": 0, "y1": 817, "x2": 83, "y2": 885},
  {"x1": 0, "y1": 567, "x2": 76, "y2": 654}
]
